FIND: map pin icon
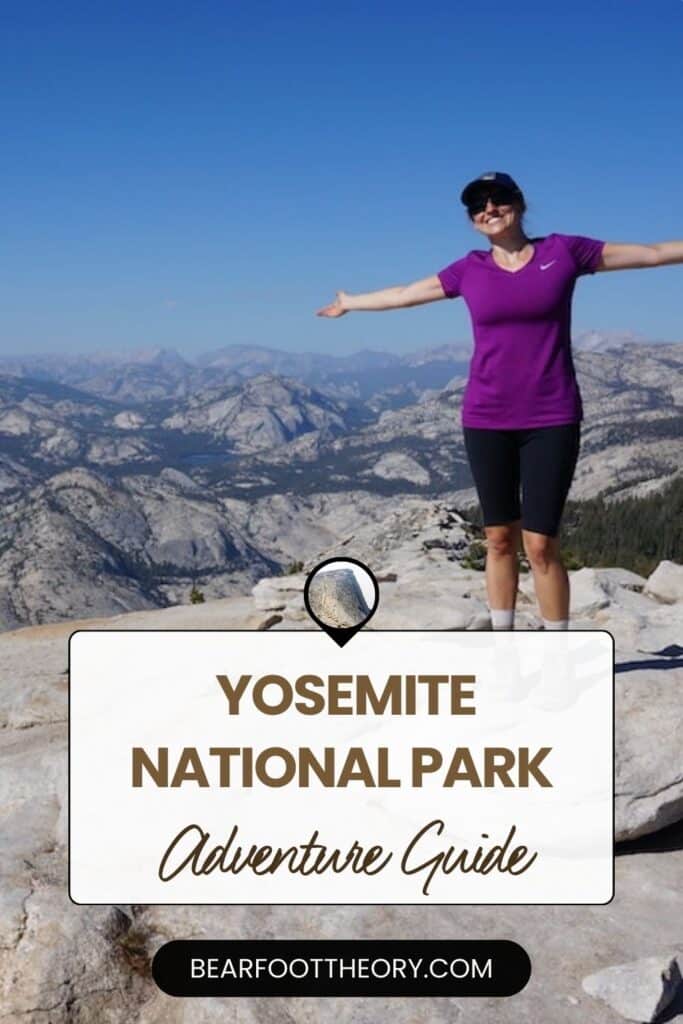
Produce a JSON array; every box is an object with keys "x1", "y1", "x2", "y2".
[{"x1": 304, "y1": 558, "x2": 379, "y2": 647}]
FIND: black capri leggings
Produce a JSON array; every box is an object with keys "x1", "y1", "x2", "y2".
[{"x1": 463, "y1": 423, "x2": 581, "y2": 537}]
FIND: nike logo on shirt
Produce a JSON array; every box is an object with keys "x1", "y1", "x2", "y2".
[{"x1": 540, "y1": 260, "x2": 557, "y2": 270}]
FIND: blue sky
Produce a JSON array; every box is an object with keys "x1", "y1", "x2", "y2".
[{"x1": 2, "y1": 1, "x2": 683, "y2": 356}]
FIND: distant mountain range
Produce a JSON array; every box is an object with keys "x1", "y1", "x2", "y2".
[
  {"x1": 0, "y1": 330, "x2": 661, "y2": 404},
  {"x1": 0, "y1": 337, "x2": 680, "y2": 630},
  {"x1": 0, "y1": 342, "x2": 473, "y2": 403}
]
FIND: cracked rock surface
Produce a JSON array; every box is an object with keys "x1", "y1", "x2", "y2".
[{"x1": 1, "y1": 539, "x2": 682, "y2": 1022}]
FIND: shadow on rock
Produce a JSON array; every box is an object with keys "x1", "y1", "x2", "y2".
[
  {"x1": 616, "y1": 658, "x2": 683, "y2": 674},
  {"x1": 658, "y1": 986, "x2": 683, "y2": 1023},
  {"x1": 616, "y1": 818, "x2": 683, "y2": 857}
]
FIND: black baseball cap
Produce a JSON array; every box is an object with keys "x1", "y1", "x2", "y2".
[{"x1": 460, "y1": 171, "x2": 523, "y2": 207}]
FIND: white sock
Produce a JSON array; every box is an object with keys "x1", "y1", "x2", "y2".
[
  {"x1": 490, "y1": 608, "x2": 515, "y2": 630},
  {"x1": 543, "y1": 618, "x2": 569, "y2": 630}
]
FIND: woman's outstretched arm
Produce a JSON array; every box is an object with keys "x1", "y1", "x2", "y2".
[
  {"x1": 316, "y1": 274, "x2": 446, "y2": 317},
  {"x1": 596, "y1": 241, "x2": 683, "y2": 272}
]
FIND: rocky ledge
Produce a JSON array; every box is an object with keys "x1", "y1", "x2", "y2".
[{"x1": 1, "y1": 510, "x2": 682, "y2": 1023}]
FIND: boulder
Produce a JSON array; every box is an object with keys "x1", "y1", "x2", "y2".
[
  {"x1": 582, "y1": 952, "x2": 683, "y2": 1022},
  {"x1": 596, "y1": 567, "x2": 648, "y2": 593},
  {"x1": 615, "y1": 657, "x2": 683, "y2": 841},
  {"x1": 644, "y1": 561, "x2": 683, "y2": 604}
]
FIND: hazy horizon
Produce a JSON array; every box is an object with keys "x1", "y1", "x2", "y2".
[{"x1": 0, "y1": 328, "x2": 674, "y2": 364}]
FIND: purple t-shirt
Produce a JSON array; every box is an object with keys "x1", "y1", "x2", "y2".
[{"x1": 437, "y1": 233, "x2": 605, "y2": 429}]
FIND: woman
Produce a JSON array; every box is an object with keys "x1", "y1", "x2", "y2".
[{"x1": 317, "y1": 171, "x2": 683, "y2": 630}]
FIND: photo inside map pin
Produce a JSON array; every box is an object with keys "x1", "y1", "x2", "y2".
[{"x1": 304, "y1": 559, "x2": 379, "y2": 632}]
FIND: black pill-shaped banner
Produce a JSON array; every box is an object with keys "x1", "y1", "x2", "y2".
[{"x1": 152, "y1": 939, "x2": 531, "y2": 997}]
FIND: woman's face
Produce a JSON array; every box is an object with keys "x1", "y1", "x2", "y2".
[{"x1": 469, "y1": 193, "x2": 524, "y2": 239}]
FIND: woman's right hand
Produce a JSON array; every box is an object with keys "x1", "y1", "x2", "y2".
[{"x1": 316, "y1": 291, "x2": 350, "y2": 317}]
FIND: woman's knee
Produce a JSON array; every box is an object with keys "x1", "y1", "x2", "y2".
[
  {"x1": 485, "y1": 524, "x2": 520, "y2": 559},
  {"x1": 523, "y1": 532, "x2": 560, "y2": 572}
]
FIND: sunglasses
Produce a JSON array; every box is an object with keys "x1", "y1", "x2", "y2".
[{"x1": 467, "y1": 187, "x2": 518, "y2": 216}]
